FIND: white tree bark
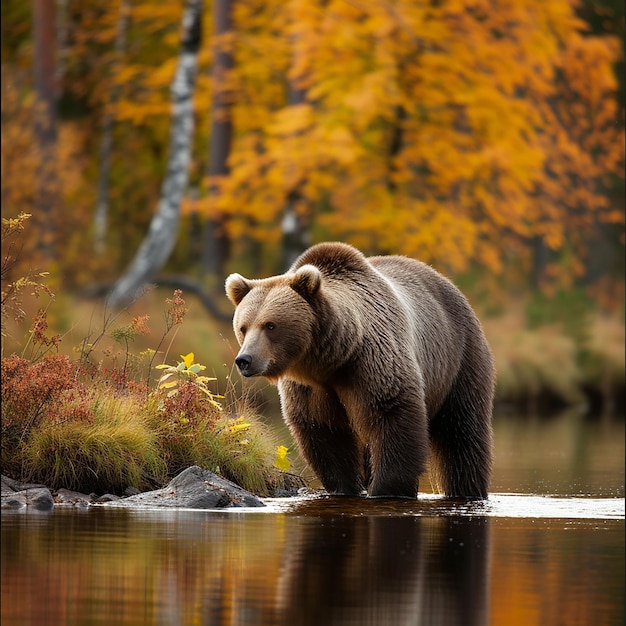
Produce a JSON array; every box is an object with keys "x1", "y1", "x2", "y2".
[{"x1": 108, "y1": 0, "x2": 203, "y2": 307}]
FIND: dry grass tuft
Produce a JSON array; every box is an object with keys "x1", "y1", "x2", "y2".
[
  {"x1": 25, "y1": 392, "x2": 167, "y2": 493},
  {"x1": 485, "y1": 311, "x2": 584, "y2": 406}
]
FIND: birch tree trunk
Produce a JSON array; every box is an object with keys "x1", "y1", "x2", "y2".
[
  {"x1": 94, "y1": 0, "x2": 130, "y2": 256},
  {"x1": 108, "y1": 0, "x2": 203, "y2": 307}
]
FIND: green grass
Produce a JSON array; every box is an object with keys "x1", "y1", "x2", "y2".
[{"x1": 25, "y1": 392, "x2": 167, "y2": 494}]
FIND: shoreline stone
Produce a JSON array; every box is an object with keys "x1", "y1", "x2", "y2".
[
  {"x1": 55, "y1": 488, "x2": 93, "y2": 506},
  {"x1": 2, "y1": 476, "x2": 54, "y2": 511},
  {"x1": 1, "y1": 466, "x2": 267, "y2": 511},
  {"x1": 100, "y1": 466, "x2": 265, "y2": 509}
]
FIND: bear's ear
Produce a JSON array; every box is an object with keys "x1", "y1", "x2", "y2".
[
  {"x1": 225, "y1": 273, "x2": 252, "y2": 306},
  {"x1": 291, "y1": 265, "x2": 322, "y2": 300}
]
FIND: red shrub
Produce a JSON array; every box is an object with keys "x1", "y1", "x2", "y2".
[{"x1": 1, "y1": 354, "x2": 78, "y2": 470}]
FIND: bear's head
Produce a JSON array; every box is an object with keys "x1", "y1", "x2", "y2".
[{"x1": 225, "y1": 265, "x2": 322, "y2": 380}]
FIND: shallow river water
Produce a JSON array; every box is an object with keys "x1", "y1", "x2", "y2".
[{"x1": 2, "y1": 412, "x2": 624, "y2": 626}]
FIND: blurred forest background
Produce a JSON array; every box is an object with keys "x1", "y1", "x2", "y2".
[{"x1": 2, "y1": 0, "x2": 625, "y2": 414}]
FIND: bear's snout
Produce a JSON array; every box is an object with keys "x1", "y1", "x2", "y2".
[{"x1": 235, "y1": 353, "x2": 254, "y2": 376}]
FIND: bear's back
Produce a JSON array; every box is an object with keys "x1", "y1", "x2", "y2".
[
  {"x1": 368, "y1": 255, "x2": 475, "y2": 328},
  {"x1": 368, "y1": 254, "x2": 487, "y2": 410}
]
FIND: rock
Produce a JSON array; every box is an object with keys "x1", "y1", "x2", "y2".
[
  {"x1": 1, "y1": 475, "x2": 54, "y2": 511},
  {"x1": 101, "y1": 466, "x2": 265, "y2": 509},
  {"x1": 1, "y1": 492, "x2": 27, "y2": 510},
  {"x1": 95, "y1": 494, "x2": 121, "y2": 503},
  {"x1": 124, "y1": 486, "x2": 141, "y2": 497},
  {"x1": 26, "y1": 488, "x2": 55, "y2": 511},
  {"x1": 1, "y1": 475, "x2": 47, "y2": 493},
  {"x1": 2, "y1": 487, "x2": 54, "y2": 511},
  {"x1": 55, "y1": 488, "x2": 93, "y2": 505},
  {"x1": 1, "y1": 468, "x2": 268, "y2": 511}
]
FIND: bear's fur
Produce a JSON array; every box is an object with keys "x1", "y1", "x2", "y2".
[{"x1": 225, "y1": 242, "x2": 495, "y2": 499}]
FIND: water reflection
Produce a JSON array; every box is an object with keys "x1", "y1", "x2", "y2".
[
  {"x1": 1, "y1": 506, "x2": 490, "y2": 626},
  {"x1": 2, "y1": 499, "x2": 625, "y2": 625},
  {"x1": 276, "y1": 511, "x2": 489, "y2": 626}
]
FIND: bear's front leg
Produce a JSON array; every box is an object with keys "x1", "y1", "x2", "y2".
[
  {"x1": 279, "y1": 380, "x2": 365, "y2": 496},
  {"x1": 364, "y1": 393, "x2": 429, "y2": 499}
]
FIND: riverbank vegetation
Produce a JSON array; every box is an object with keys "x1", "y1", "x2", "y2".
[
  {"x1": 2, "y1": 294, "x2": 623, "y2": 498},
  {"x1": 485, "y1": 306, "x2": 624, "y2": 414},
  {"x1": 1, "y1": 232, "x2": 299, "y2": 495},
  {"x1": 1, "y1": 340, "x2": 300, "y2": 496}
]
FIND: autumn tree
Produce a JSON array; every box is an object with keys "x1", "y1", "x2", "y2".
[
  {"x1": 1, "y1": 0, "x2": 622, "y2": 304},
  {"x1": 93, "y1": 0, "x2": 130, "y2": 256},
  {"x1": 217, "y1": 0, "x2": 623, "y2": 283},
  {"x1": 279, "y1": 2, "x2": 314, "y2": 270}
]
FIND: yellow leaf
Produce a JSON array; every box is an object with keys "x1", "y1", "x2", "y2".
[
  {"x1": 228, "y1": 417, "x2": 251, "y2": 433},
  {"x1": 196, "y1": 376, "x2": 217, "y2": 384},
  {"x1": 158, "y1": 380, "x2": 178, "y2": 389},
  {"x1": 274, "y1": 445, "x2": 291, "y2": 472},
  {"x1": 180, "y1": 353, "x2": 194, "y2": 368},
  {"x1": 268, "y1": 103, "x2": 314, "y2": 136}
]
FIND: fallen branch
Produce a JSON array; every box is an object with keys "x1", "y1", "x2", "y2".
[{"x1": 81, "y1": 276, "x2": 233, "y2": 322}]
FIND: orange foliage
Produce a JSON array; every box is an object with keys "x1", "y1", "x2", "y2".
[
  {"x1": 0, "y1": 0, "x2": 623, "y2": 289},
  {"x1": 216, "y1": 0, "x2": 623, "y2": 278}
]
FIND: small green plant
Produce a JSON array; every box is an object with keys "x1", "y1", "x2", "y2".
[
  {"x1": 149, "y1": 353, "x2": 301, "y2": 494},
  {"x1": 155, "y1": 352, "x2": 223, "y2": 411},
  {"x1": 152, "y1": 353, "x2": 271, "y2": 492}
]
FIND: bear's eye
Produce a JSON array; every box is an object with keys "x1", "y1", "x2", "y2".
[
  {"x1": 240, "y1": 325, "x2": 247, "y2": 336},
  {"x1": 264, "y1": 322, "x2": 276, "y2": 331}
]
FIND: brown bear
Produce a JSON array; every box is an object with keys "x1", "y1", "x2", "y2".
[{"x1": 225, "y1": 242, "x2": 494, "y2": 499}]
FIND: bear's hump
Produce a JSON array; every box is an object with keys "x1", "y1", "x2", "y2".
[{"x1": 291, "y1": 242, "x2": 371, "y2": 277}]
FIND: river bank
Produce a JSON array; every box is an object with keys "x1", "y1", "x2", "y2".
[{"x1": 1, "y1": 466, "x2": 306, "y2": 512}]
